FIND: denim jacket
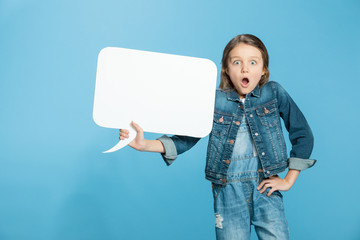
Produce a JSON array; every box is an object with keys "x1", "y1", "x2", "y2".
[{"x1": 158, "y1": 81, "x2": 316, "y2": 186}]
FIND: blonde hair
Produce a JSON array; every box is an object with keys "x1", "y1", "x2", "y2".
[{"x1": 219, "y1": 34, "x2": 270, "y2": 90}]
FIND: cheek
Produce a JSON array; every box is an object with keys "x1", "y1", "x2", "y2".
[
  {"x1": 230, "y1": 73, "x2": 241, "y2": 83},
  {"x1": 227, "y1": 68, "x2": 237, "y2": 78},
  {"x1": 254, "y1": 68, "x2": 265, "y2": 78},
  {"x1": 251, "y1": 72, "x2": 263, "y2": 84}
]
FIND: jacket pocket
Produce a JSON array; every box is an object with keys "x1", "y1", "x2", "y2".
[
  {"x1": 212, "y1": 112, "x2": 232, "y2": 137},
  {"x1": 255, "y1": 103, "x2": 279, "y2": 127},
  {"x1": 207, "y1": 112, "x2": 233, "y2": 172}
]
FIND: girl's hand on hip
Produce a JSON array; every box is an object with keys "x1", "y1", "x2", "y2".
[
  {"x1": 119, "y1": 121, "x2": 146, "y2": 151},
  {"x1": 257, "y1": 175, "x2": 293, "y2": 197}
]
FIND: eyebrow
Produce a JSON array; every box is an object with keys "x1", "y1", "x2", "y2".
[{"x1": 230, "y1": 56, "x2": 261, "y2": 60}]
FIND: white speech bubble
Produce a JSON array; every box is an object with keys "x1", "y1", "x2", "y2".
[{"x1": 93, "y1": 47, "x2": 217, "y2": 153}]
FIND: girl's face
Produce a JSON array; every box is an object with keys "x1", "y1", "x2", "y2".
[{"x1": 226, "y1": 43, "x2": 265, "y2": 98}]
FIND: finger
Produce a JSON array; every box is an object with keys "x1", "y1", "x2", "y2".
[
  {"x1": 119, "y1": 129, "x2": 129, "y2": 134},
  {"x1": 257, "y1": 180, "x2": 266, "y2": 190},
  {"x1": 119, "y1": 132, "x2": 129, "y2": 138},
  {"x1": 267, "y1": 187, "x2": 277, "y2": 197},
  {"x1": 131, "y1": 121, "x2": 143, "y2": 133},
  {"x1": 119, "y1": 131, "x2": 129, "y2": 136},
  {"x1": 257, "y1": 179, "x2": 270, "y2": 190},
  {"x1": 260, "y1": 183, "x2": 272, "y2": 194}
]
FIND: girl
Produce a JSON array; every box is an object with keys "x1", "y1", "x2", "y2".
[{"x1": 119, "y1": 34, "x2": 316, "y2": 240}]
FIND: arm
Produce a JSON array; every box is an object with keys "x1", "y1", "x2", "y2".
[
  {"x1": 157, "y1": 135, "x2": 200, "y2": 166},
  {"x1": 257, "y1": 82, "x2": 316, "y2": 196},
  {"x1": 120, "y1": 121, "x2": 201, "y2": 165},
  {"x1": 275, "y1": 82, "x2": 316, "y2": 170},
  {"x1": 257, "y1": 169, "x2": 300, "y2": 196},
  {"x1": 119, "y1": 121, "x2": 165, "y2": 153}
]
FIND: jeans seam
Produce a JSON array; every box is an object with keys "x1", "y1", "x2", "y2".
[
  {"x1": 213, "y1": 184, "x2": 222, "y2": 210},
  {"x1": 246, "y1": 181, "x2": 253, "y2": 222}
]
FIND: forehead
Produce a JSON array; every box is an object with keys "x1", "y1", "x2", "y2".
[{"x1": 229, "y1": 43, "x2": 263, "y2": 59}]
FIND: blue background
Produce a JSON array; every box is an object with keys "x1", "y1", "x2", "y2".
[{"x1": 1, "y1": 0, "x2": 359, "y2": 239}]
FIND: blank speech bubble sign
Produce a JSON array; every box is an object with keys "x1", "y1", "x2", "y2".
[{"x1": 93, "y1": 47, "x2": 217, "y2": 153}]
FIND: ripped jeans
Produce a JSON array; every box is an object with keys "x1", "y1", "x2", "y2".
[{"x1": 212, "y1": 116, "x2": 289, "y2": 240}]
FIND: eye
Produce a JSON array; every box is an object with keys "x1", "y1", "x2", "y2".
[
  {"x1": 250, "y1": 60, "x2": 257, "y2": 65},
  {"x1": 233, "y1": 60, "x2": 241, "y2": 65}
]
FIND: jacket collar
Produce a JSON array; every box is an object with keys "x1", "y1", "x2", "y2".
[
  {"x1": 250, "y1": 85, "x2": 261, "y2": 98},
  {"x1": 226, "y1": 85, "x2": 261, "y2": 102}
]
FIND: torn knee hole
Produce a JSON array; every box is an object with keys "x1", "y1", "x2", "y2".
[{"x1": 215, "y1": 214, "x2": 223, "y2": 229}]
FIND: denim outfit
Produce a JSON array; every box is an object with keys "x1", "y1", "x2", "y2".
[
  {"x1": 157, "y1": 81, "x2": 315, "y2": 239},
  {"x1": 158, "y1": 81, "x2": 316, "y2": 185},
  {"x1": 212, "y1": 114, "x2": 289, "y2": 239}
]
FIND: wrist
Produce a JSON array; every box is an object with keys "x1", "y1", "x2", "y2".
[
  {"x1": 283, "y1": 177, "x2": 293, "y2": 189},
  {"x1": 284, "y1": 169, "x2": 300, "y2": 188},
  {"x1": 140, "y1": 139, "x2": 150, "y2": 152}
]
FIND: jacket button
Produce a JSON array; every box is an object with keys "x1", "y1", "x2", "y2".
[
  {"x1": 262, "y1": 152, "x2": 265, "y2": 155},
  {"x1": 249, "y1": 114, "x2": 253, "y2": 117},
  {"x1": 255, "y1": 132, "x2": 259, "y2": 136},
  {"x1": 219, "y1": 116, "x2": 224, "y2": 123},
  {"x1": 220, "y1": 179, "x2": 227, "y2": 183},
  {"x1": 223, "y1": 160, "x2": 231, "y2": 164},
  {"x1": 228, "y1": 140, "x2": 234, "y2": 144}
]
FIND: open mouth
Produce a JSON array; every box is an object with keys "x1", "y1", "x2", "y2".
[{"x1": 241, "y1": 78, "x2": 250, "y2": 87}]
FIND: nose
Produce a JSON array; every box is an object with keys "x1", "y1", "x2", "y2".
[{"x1": 241, "y1": 63, "x2": 249, "y2": 73}]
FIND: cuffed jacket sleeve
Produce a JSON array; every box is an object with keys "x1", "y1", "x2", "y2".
[
  {"x1": 274, "y1": 82, "x2": 317, "y2": 170},
  {"x1": 157, "y1": 135, "x2": 201, "y2": 166},
  {"x1": 288, "y1": 157, "x2": 316, "y2": 170}
]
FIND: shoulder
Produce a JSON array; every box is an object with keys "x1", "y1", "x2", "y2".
[
  {"x1": 214, "y1": 88, "x2": 237, "y2": 114},
  {"x1": 215, "y1": 87, "x2": 232, "y2": 98},
  {"x1": 261, "y1": 81, "x2": 288, "y2": 96},
  {"x1": 262, "y1": 81, "x2": 283, "y2": 90},
  {"x1": 216, "y1": 87, "x2": 232, "y2": 93},
  {"x1": 258, "y1": 81, "x2": 293, "y2": 109},
  {"x1": 263, "y1": 81, "x2": 297, "y2": 110}
]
